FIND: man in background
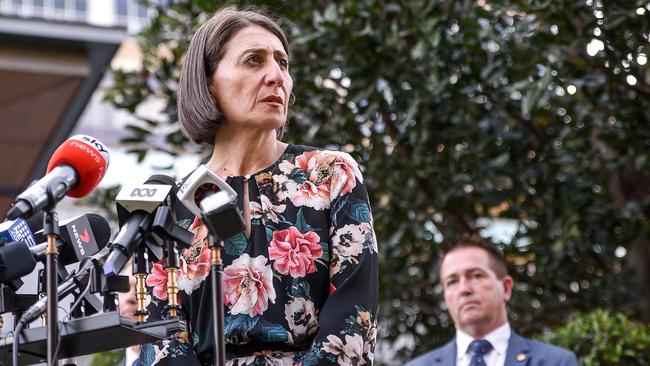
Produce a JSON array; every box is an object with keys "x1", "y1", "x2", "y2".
[{"x1": 407, "y1": 234, "x2": 578, "y2": 366}]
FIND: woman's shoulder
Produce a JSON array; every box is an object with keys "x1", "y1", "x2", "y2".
[
  {"x1": 286, "y1": 144, "x2": 359, "y2": 164},
  {"x1": 280, "y1": 144, "x2": 364, "y2": 190}
]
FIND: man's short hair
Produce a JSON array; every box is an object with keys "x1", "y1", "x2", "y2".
[{"x1": 439, "y1": 233, "x2": 509, "y2": 279}]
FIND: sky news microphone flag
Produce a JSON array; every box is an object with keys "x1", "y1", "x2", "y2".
[{"x1": 6, "y1": 135, "x2": 110, "y2": 220}]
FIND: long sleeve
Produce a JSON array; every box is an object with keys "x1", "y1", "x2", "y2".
[
  {"x1": 134, "y1": 145, "x2": 379, "y2": 366},
  {"x1": 297, "y1": 152, "x2": 379, "y2": 366}
]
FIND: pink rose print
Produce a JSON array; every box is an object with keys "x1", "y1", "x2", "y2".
[
  {"x1": 176, "y1": 217, "x2": 211, "y2": 294},
  {"x1": 269, "y1": 227, "x2": 323, "y2": 278},
  {"x1": 223, "y1": 254, "x2": 276, "y2": 317},
  {"x1": 279, "y1": 151, "x2": 363, "y2": 210},
  {"x1": 328, "y1": 152, "x2": 363, "y2": 200},
  {"x1": 279, "y1": 151, "x2": 331, "y2": 210},
  {"x1": 292, "y1": 181, "x2": 330, "y2": 210},
  {"x1": 146, "y1": 261, "x2": 169, "y2": 300}
]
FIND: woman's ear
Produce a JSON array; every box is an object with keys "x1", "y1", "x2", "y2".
[{"x1": 207, "y1": 79, "x2": 219, "y2": 106}]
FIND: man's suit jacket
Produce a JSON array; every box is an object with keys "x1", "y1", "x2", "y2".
[{"x1": 405, "y1": 331, "x2": 578, "y2": 366}]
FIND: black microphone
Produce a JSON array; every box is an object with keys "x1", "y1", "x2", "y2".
[
  {"x1": 0, "y1": 240, "x2": 37, "y2": 283},
  {"x1": 200, "y1": 191, "x2": 246, "y2": 242},
  {"x1": 6, "y1": 135, "x2": 110, "y2": 220},
  {"x1": 0, "y1": 214, "x2": 111, "y2": 283},
  {"x1": 30, "y1": 213, "x2": 111, "y2": 265},
  {"x1": 0, "y1": 213, "x2": 41, "y2": 289},
  {"x1": 103, "y1": 176, "x2": 175, "y2": 277}
]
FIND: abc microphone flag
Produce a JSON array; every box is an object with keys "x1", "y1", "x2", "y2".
[{"x1": 103, "y1": 180, "x2": 173, "y2": 277}]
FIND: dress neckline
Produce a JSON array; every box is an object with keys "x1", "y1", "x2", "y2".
[{"x1": 220, "y1": 143, "x2": 293, "y2": 180}]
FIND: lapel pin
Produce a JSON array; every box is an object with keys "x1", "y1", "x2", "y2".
[{"x1": 517, "y1": 353, "x2": 526, "y2": 362}]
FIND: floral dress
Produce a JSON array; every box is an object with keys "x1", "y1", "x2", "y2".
[{"x1": 138, "y1": 144, "x2": 378, "y2": 366}]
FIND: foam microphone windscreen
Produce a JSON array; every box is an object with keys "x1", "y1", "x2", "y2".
[
  {"x1": 26, "y1": 211, "x2": 45, "y2": 233},
  {"x1": 46, "y1": 135, "x2": 110, "y2": 198},
  {"x1": 32, "y1": 213, "x2": 112, "y2": 265},
  {"x1": 55, "y1": 213, "x2": 111, "y2": 265},
  {"x1": 146, "y1": 174, "x2": 177, "y2": 187},
  {"x1": 86, "y1": 213, "x2": 111, "y2": 250},
  {"x1": 0, "y1": 241, "x2": 37, "y2": 282}
]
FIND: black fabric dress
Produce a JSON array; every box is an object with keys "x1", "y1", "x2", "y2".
[{"x1": 138, "y1": 144, "x2": 378, "y2": 366}]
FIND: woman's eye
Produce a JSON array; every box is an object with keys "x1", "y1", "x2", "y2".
[
  {"x1": 245, "y1": 55, "x2": 262, "y2": 64},
  {"x1": 277, "y1": 58, "x2": 289, "y2": 69}
]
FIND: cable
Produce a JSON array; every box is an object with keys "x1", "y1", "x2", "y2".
[
  {"x1": 65, "y1": 278, "x2": 92, "y2": 321},
  {"x1": 51, "y1": 321, "x2": 62, "y2": 363},
  {"x1": 12, "y1": 321, "x2": 24, "y2": 366}
]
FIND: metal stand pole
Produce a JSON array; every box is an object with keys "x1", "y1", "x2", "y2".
[
  {"x1": 43, "y1": 209, "x2": 60, "y2": 366},
  {"x1": 209, "y1": 236, "x2": 225, "y2": 366},
  {"x1": 164, "y1": 239, "x2": 180, "y2": 318},
  {"x1": 133, "y1": 246, "x2": 150, "y2": 324}
]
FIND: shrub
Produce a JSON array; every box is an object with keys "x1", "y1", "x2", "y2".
[{"x1": 538, "y1": 310, "x2": 650, "y2": 366}]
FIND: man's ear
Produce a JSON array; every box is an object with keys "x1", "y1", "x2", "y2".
[{"x1": 502, "y1": 275, "x2": 514, "y2": 302}]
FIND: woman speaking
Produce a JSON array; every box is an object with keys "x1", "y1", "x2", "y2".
[{"x1": 138, "y1": 7, "x2": 378, "y2": 366}]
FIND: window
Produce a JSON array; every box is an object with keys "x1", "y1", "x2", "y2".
[
  {"x1": 116, "y1": 0, "x2": 127, "y2": 16},
  {"x1": 75, "y1": 0, "x2": 85, "y2": 13}
]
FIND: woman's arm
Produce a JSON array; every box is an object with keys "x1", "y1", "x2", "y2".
[{"x1": 299, "y1": 152, "x2": 379, "y2": 366}]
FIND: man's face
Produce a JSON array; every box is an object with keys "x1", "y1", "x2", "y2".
[{"x1": 440, "y1": 246, "x2": 513, "y2": 338}]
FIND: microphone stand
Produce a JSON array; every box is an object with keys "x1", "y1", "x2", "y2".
[
  {"x1": 199, "y1": 192, "x2": 245, "y2": 366},
  {"x1": 163, "y1": 238, "x2": 180, "y2": 318},
  {"x1": 133, "y1": 245, "x2": 150, "y2": 323},
  {"x1": 207, "y1": 234, "x2": 225, "y2": 366},
  {"x1": 43, "y1": 207, "x2": 61, "y2": 366}
]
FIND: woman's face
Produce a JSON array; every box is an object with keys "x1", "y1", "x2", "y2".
[{"x1": 210, "y1": 25, "x2": 293, "y2": 133}]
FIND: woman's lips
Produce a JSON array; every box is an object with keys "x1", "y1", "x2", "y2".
[{"x1": 260, "y1": 95, "x2": 283, "y2": 106}]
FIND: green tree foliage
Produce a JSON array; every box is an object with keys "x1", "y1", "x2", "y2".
[
  {"x1": 103, "y1": 0, "x2": 650, "y2": 363},
  {"x1": 539, "y1": 310, "x2": 650, "y2": 366}
]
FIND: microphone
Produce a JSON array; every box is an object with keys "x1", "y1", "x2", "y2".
[
  {"x1": 0, "y1": 215, "x2": 40, "y2": 290},
  {"x1": 0, "y1": 218, "x2": 37, "y2": 247},
  {"x1": 102, "y1": 176, "x2": 174, "y2": 277},
  {"x1": 0, "y1": 240, "x2": 37, "y2": 284},
  {"x1": 0, "y1": 214, "x2": 111, "y2": 283},
  {"x1": 6, "y1": 135, "x2": 110, "y2": 220},
  {"x1": 200, "y1": 191, "x2": 246, "y2": 242},
  {"x1": 177, "y1": 165, "x2": 244, "y2": 241},
  {"x1": 0, "y1": 217, "x2": 38, "y2": 285},
  {"x1": 30, "y1": 213, "x2": 111, "y2": 265},
  {"x1": 177, "y1": 165, "x2": 237, "y2": 217}
]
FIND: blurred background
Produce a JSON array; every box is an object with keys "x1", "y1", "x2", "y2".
[{"x1": 1, "y1": 0, "x2": 649, "y2": 365}]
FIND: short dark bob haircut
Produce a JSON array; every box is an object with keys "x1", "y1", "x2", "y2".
[{"x1": 177, "y1": 7, "x2": 289, "y2": 145}]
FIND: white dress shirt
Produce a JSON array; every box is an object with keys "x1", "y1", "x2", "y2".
[
  {"x1": 455, "y1": 322, "x2": 511, "y2": 366},
  {"x1": 124, "y1": 346, "x2": 140, "y2": 366}
]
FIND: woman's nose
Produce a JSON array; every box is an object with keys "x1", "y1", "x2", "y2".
[{"x1": 264, "y1": 61, "x2": 284, "y2": 87}]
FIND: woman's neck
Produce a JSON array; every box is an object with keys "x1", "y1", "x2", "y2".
[{"x1": 206, "y1": 127, "x2": 287, "y2": 177}]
